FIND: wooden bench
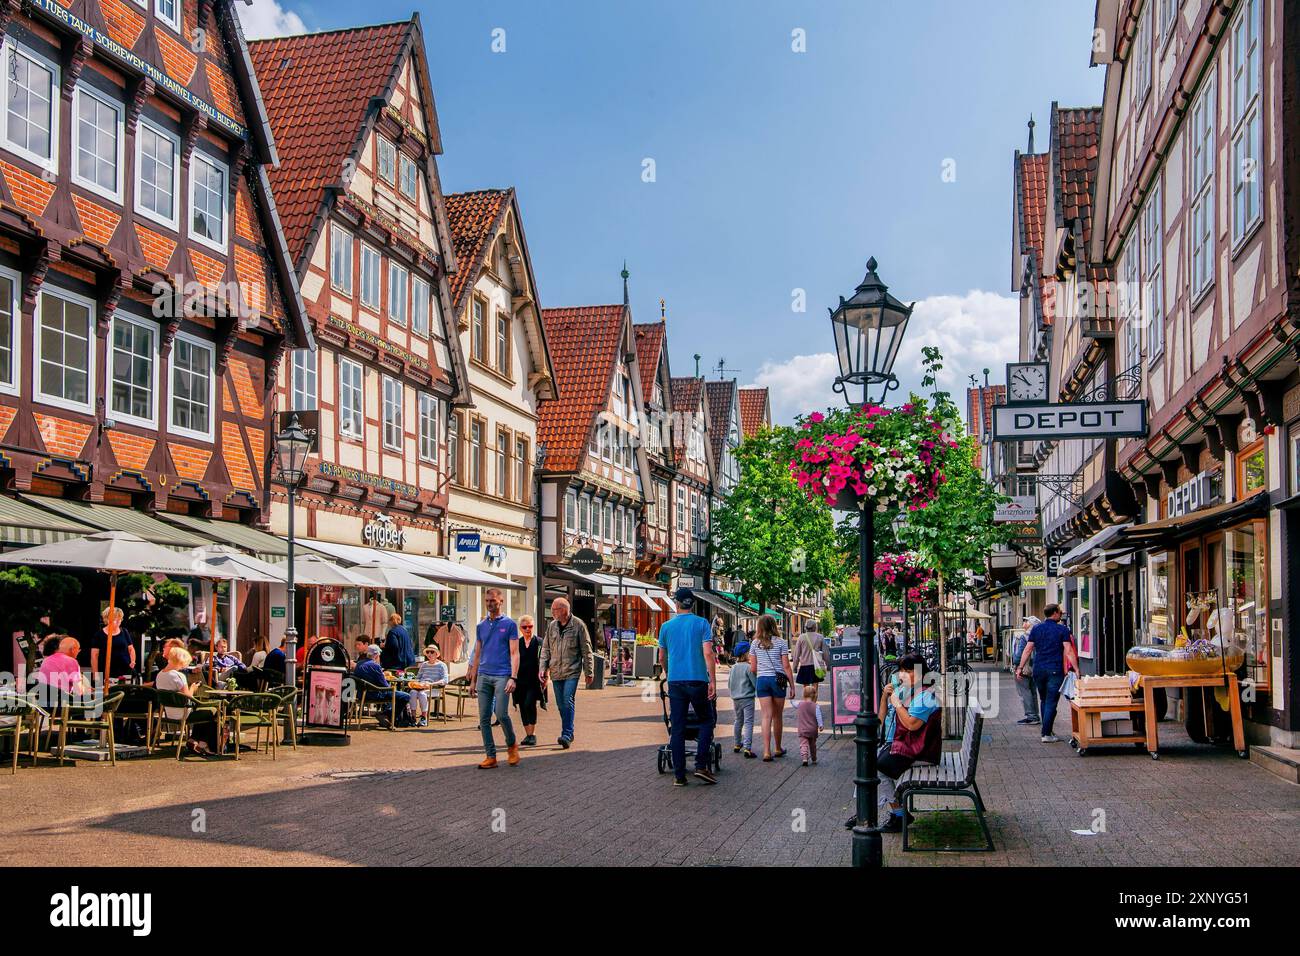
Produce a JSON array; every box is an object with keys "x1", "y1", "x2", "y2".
[{"x1": 896, "y1": 707, "x2": 993, "y2": 852}]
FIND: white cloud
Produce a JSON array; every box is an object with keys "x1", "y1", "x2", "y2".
[
  {"x1": 235, "y1": 0, "x2": 307, "y2": 40},
  {"x1": 751, "y1": 289, "x2": 1018, "y2": 426}
]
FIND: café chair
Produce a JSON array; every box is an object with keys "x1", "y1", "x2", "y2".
[
  {"x1": 153, "y1": 690, "x2": 201, "y2": 761},
  {"x1": 226, "y1": 693, "x2": 284, "y2": 760},
  {"x1": 55, "y1": 692, "x2": 125, "y2": 767},
  {"x1": 266, "y1": 685, "x2": 299, "y2": 750},
  {"x1": 1, "y1": 693, "x2": 49, "y2": 773},
  {"x1": 115, "y1": 685, "x2": 159, "y2": 752}
]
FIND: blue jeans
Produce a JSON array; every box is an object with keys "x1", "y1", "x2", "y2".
[
  {"x1": 552, "y1": 677, "x2": 579, "y2": 741},
  {"x1": 477, "y1": 674, "x2": 516, "y2": 757},
  {"x1": 1034, "y1": 671, "x2": 1065, "y2": 736},
  {"x1": 668, "y1": 680, "x2": 714, "y2": 779}
]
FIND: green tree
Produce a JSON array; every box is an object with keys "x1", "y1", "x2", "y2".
[
  {"x1": 710, "y1": 428, "x2": 845, "y2": 613},
  {"x1": 829, "y1": 577, "x2": 860, "y2": 626}
]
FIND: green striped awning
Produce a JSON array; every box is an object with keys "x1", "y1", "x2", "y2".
[
  {"x1": 18, "y1": 496, "x2": 207, "y2": 549},
  {"x1": 0, "y1": 495, "x2": 96, "y2": 546},
  {"x1": 157, "y1": 512, "x2": 289, "y2": 560}
]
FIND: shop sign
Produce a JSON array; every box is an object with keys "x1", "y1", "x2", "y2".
[
  {"x1": 992, "y1": 401, "x2": 1147, "y2": 440},
  {"x1": 571, "y1": 548, "x2": 603, "y2": 573},
  {"x1": 1166, "y1": 471, "x2": 1220, "y2": 519},
  {"x1": 994, "y1": 497, "x2": 1037, "y2": 522},
  {"x1": 1005, "y1": 519, "x2": 1042, "y2": 543},
  {"x1": 484, "y1": 544, "x2": 507, "y2": 566},
  {"x1": 362, "y1": 513, "x2": 407, "y2": 550},
  {"x1": 439, "y1": 604, "x2": 457, "y2": 623},
  {"x1": 1022, "y1": 572, "x2": 1047, "y2": 589},
  {"x1": 1046, "y1": 549, "x2": 1067, "y2": 578},
  {"x1": 455, "y1": 532, "x2": 482, "y2": 553},
  {"x1": 271, "y1": 606, "x2": 286, "y2": 619}
]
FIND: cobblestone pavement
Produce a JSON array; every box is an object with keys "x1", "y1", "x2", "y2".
[{"x1": 1, "y1": 667, "x2": 1295, "y2": 866}]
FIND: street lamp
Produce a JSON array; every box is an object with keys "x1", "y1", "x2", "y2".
[
  {"x1": 610, "y1": 544, "x2": 631, "y2": 686},
  {"x1": 829, "y1": 257, "x2": 913, "y2": 869},
  {"x1": 274, "y1": 412, "x2": 314, "y2": 690}
]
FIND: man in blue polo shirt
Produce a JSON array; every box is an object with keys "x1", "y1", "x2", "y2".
[
  {"x1": 657, "y1": 588, "x2": 717, "y2": 786},
  {"x1": 1016, "y1": 603, "x2": 1077, "y2": 743},
  {"x1": 468, "y1": 587, "x2": 521, "y2": 768}
]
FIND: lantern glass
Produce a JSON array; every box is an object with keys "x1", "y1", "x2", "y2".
[
  {"x1": 828, "y1": 258, "x2": 912, "y2": 396},
  {"x1": 275, "y1": 416, "x2": 313, "y2": 486}
]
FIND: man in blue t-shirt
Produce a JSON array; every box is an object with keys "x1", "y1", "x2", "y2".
[
  {"x1": 467, "y1": 587, "x2": 521, "y2": 769},
  {"x1": 657, "y1": 588, "x2": 718, "y2": 786},
  {"x1": 1016, "y1": 603, "x2": 1077, "y2": 742}
]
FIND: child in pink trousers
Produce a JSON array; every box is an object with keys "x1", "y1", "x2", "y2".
[{"x1": 794, "y1": 684, "x2": 824, "y2": 765}]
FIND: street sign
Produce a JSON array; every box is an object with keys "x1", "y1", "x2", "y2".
[
  {"x1": 455, "y1": 531, "x2": 481, "y2": 553},
  {"x1": 994, "y1": 497, "x2": 1037, "y2": 522},
  {"x1": 271, "y1": 606, "x2": 286, "y2": 618},
  {"x1": 571, "y1": 548, "x2": 604, "y2": 574},
  {"x1": 992, "y1": 401, "x2": 1147, "y2": 441}
]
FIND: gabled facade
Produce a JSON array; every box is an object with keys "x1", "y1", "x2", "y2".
[
  {"x1": 0, "y1": 2, "x2": 307, "y2": 528},
  {"x1": 737, "y1": 386, "x2": 770, "y2": 439},
  {"x1": 443, "y1": 187, "x2": 555, "y2": 622},
  {"x1": 1084, "y1": 0, "x2": 1300, "y2": 738},
  {"x1": 704, "y1": 378, "x2": 741, "y2": 592},
  {"x1": 251, "y1": 18, "x2": 467, "y2": 642},
  {"x1": 634, "y1": 318, "x2": 675, "y2": 580},
  {"x1": 669, "y1": 375, "x2": 713, "y2": 589}
]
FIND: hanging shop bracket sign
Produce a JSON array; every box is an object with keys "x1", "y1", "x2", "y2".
[{"x1": 992, "y1": 401, "x2": 1148, "y2": 441}]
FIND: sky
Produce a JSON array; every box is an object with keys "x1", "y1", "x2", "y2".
[{"x1": 237, "y1": 0, "x2": 1104, "y2": 424}]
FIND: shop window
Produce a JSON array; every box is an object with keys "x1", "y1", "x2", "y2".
[
  {"x1": 1237, "y1": 442, "x2": 1266, "y2": 497},
  {"x1": 1147, "y1": 550, "x2": 1171, "y2": 644},
  {"x1": 1225, "y1": 520, "x2": 1269, "y2": 694}
]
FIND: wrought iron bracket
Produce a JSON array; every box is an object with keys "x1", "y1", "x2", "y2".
[{"x1": 1035, "y1": 472, "x2": 1084, "y2": 509}]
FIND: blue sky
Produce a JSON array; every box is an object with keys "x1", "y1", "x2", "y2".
[{"x1": 240, "y1": 0, "x2": 1104, "y2": 422}]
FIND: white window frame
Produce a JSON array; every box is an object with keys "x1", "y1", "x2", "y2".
[
  {"x1": 604, "y1": 501, "x2": 614, "y2": 543},
  {"x1": 330, "y1": 225, "x2": 353, "y2": 295},
  {"x1": 418, "y1": 393, "x2": 438, "y2": 463},
  {"x1": 72, "y1": 84, "x2": 125, "y2": 203},
  {"x1": 382, "y1": 375, "x2": 403, "y2": 452},
  {"x1": 0, "y1": 264, "x2": 20, "y2": 396},
  {"x1": 411, "y1": 275, "x2": 430, "y2": 337},
  {"x1": 34, "y1": 288, "x2": 96, "y2": 414},
  {"x1": 155, "y1": 0, "x2": 181, "y2": 32},
  {"x1": 188, "y1": 151, "x2": 228, "y2": 253},
  {"x1": 109, "y1": 313, "x2": 159, "y2": 429},
  {"x1": 399, "y1": 153, "x2": 418, "y2": 199},
  {"x1": 291, "y1": 348, "x2": 317, "y2": 412},
  {"x1": 1120, "y1": 238, "x2": 1142, "y2": 371},
  {"x1": 134, "y1": 118, "x2": 181, "y2": 231},
  {"x1": 377, "y1": 137, "x2": 397, "y2": 185},
  {"x1": 1229, "y1": 0, "x2": 1262, "y2": 249},
  {"x1": 564, "y1": 488, "x2": 576, "y2": 532},
  {"x1": 1157, "y1": 0, "x2": 1178, "y2": 49},
  {"x1": 387, "y1": 262, "x2": 408, "y2": 327},
  {"x1": 1134, "y1": 1, "x2": 1152, "y2": 106},
  {"x1": 495, "y1": 311, "x2": 510, "y2": 374},
  {"x1": 338, "y1": 358, "x2": 364, "y2": 440},
  {"x1": 1, "y1": 39, "x2": 59, "y2": 173},
  {"x1": 168, "y1": 330, "x2": 215, "y2": 442},
  {"x1": 1141, "y1": 179, "x2": 1163, "y2": 363},
  {"x1": 1189, "y1": 72, "x2": 1215, "y2": 301},
  {"x1": 359, "y1": 243, "x2": 381, "y2": 311}
]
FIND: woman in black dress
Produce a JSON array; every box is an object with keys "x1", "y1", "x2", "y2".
[{"x1": 512, "y1": 615, "x2": 543, "y2": 746}]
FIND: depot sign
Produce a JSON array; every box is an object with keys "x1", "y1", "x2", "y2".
[{"x1": 993, "y1": 401, "x2": 1147, "y2": 441}]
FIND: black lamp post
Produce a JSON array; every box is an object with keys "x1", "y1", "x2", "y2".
[
  {"x1": 829, "y1": 258, "x2": 913, "y2": 869},
  {"x1": 274, "y1": 412, "x2": 314, "y2": 690},
  {"x1": 610, "y1": 543, "x2": 631, "y2": 686}
]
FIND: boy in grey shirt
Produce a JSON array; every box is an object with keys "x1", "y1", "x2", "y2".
[{"x1": 728, "y1": 641, "x2": 757, "y2": 758}]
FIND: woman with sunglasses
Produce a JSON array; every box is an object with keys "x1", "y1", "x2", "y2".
[{"x1": 512, "y1": 615, "x2": 544, "y2": 746}]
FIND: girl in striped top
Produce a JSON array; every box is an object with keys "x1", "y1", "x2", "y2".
[{"x1": 747, "y1": 614, "x2": 795, "y2": 761}]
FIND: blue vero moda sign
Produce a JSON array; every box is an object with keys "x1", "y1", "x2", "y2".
[{"x1": 455, "y1": 532, "x2": 482, "y2": 553}]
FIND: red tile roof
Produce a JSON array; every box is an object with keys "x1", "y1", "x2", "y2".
[
  {"x1": 670, "y1": 377, "x2": 704, "y2": 468},
  {"x1": 633, "y1": 322, "x2": 665, "y2": 409},
  {"x1": 965, "y1": 384, "x2": 1004, "y2": 468},
  {"x1": 444, "y1": 189, "x2": 511, "y2": 316},
  {"x1": 538, "y1": 305, "x2": 626, "y2": 473},
  {"x1": 737, "y1": 387, "x2": 769, "y2": 438},
  {"x1": 1017, "y1": 151, "x2": 1050, "y2": 323},
  {"x1": 250, "y1": 21, "x2": 412, "y2": 260},
  {"x1": 705, "y1": 380, "x2": 736, "y2": 475},
  {"x1": 1052, "y1": 105, "x2": 1102, "y2": 251}
]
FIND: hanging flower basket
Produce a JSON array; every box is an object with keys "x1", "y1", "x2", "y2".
[
  {"x1": 788, "y1": 402, "x2": 960, "y2": 512},
  {"x1": 873, "y1": 552, "x2": 935, "y2": 604}
]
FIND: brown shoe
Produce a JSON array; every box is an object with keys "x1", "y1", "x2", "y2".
[
  {"x1": 478, "y1": 756, "x2": 498, "y2": 769},
  {"x1": 507, "y1": 745, "x2": 520, "y2": 766}
]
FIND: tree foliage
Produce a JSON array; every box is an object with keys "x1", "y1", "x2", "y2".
[{"x1": 710, "y1": 427, "x2": 845, "y2": 613}]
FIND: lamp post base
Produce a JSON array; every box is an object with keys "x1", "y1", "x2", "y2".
[{"x1": 851, "y1": 824, "x2": 883, "y2": 868}]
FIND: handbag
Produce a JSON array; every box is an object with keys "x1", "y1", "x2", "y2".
[
  {"x1": 802, "y1": 635, "x2": 826, "y2": 681},
  {"x1": 890, "y1": 709, "x2": 941, "y2": 762}
]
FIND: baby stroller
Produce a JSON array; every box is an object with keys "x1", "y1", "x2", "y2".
[{"x1": 656, "y1": 680, "x2": 722, "y2": 774}]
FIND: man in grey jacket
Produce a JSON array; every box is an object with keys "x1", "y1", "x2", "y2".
[
  {"x1": 1011, "y1": 616, "x2": 1040, "y2": 725},
  {"x1": 540, "y1": 597, "x2": 594, "y2": 748}
]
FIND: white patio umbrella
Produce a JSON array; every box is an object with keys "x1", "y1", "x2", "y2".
[
  {"x1": 188, "y1": 545, "x2": 287, "y2": 683},
  {"x1": 0, "y1": 531, "x2": 234, "y2": 683},
  {"x1": 346, "y1": 561, "x2": 448, "y2": 592},
  {"x1": 283, "y1": 553, "x2": 370, "y2": 587}
]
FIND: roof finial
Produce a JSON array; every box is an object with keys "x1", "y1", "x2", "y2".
[
  {"x1": 621, "y1": 260, "x2": 629, "y2": 306},
  {"x1": 693, "y1": 353, "x2": 701, "y2": 378},
  {"x1": 1027, "y1": 114, "x2": 1036, "y2": 153},
  {"x1": 659, "y1": 297, "x2": 666, "y2": 320}
]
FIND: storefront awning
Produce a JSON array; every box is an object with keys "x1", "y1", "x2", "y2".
[
  {"x1": 590, "y1": 573, "x2": 671, "y2": 604},
  {"x1": 1058, "y1": 523, "x2": 1132, "y2": 576},
  {"x1": 0, "y1": 494, "x2": 96, "y2": 546},
  {"x1": 1120, "y1": 495, "x2": 1270, "y2": 547},
  {"x1": 296, "y1": 537, "x2": 525, "y2": 589},
  {"x1": 550, "y1": 566, "x2": 605, "y2": 586},
  {"x1": 159, "y1": 512, "x2": 289, "y2": 560},
  {"x1": 19, "y1": 495, "x2": 207, "y2": 549}
]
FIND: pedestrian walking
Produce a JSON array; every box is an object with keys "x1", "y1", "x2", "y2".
[
  {"x1": 658, "y1": 588, "x2": 718, "y2": 786},
  {"x1": 467, "y1": 587, "x2": 521, "y2": 768},
  {"x1": 540, "y1": 597, "x2": 594, "y2": 749},
  {"x1": 727, "y1": 639, "x2": 757, "y2": 758},
  {"x1": 1011, "y1": 616, "x2": 1040, "y2": 725},
  {"x1": 513, "y1": 615, "x2": 544, "y2": 746},
  {"x1": 793, "y1": 683, "x2": 824, "y2": 766},
  {"x1": 748, "y1": 613, "x2": 794, "y2": 761},
  {"x1": 791, "y1": 620, "x2": 828, "y2": 694},
  {"x1": 1015, "y1": 603, "x2": 1077, "y2": 742}
]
